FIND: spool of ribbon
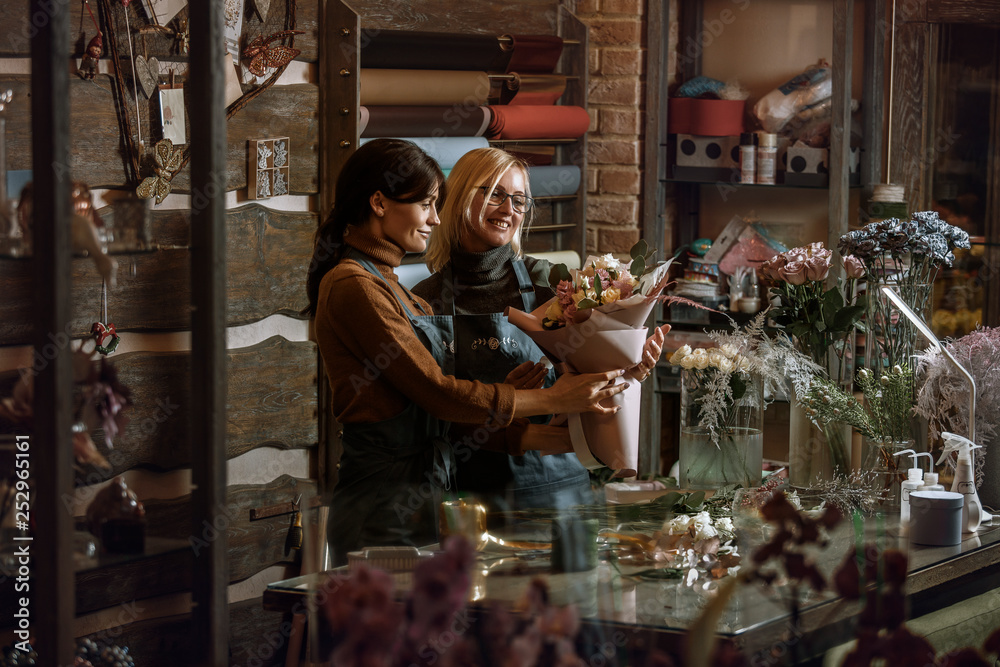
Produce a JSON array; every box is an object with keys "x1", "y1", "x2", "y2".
[
  {"x1": 360, "y1": 29, "x2": 511, "y2": 71},
  {"x1": 359, "y1": 136, "x2": 490, "y2": 170},
  {"x1": 501, "y1": 34, "x2": 564, "y2": 74},
  {"x1": 360, "y1": 105, "x2": 491, "y2": 138},
  {"x1": 485, "y1": 105, "x2": 590, "y2": 140},
  {"x1": 361, "y1": 69, "x2": 491, "y2": 106}
]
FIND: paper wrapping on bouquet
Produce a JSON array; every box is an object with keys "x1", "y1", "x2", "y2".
[{"x1": 504, "y1": 263, "x2": 671, "y2": 478}]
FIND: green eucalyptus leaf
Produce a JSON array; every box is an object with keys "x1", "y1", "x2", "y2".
[
  {"x1": 630, "y1": 255, "x2": 646, "y2": 279},
  {"x1": 577, "y1": 297, "x2": 600, "y2": 310},
  {"x1": 549, "y1": 263, "x2": 572, "y2": 286},
  {"x1": 684, "y1": 490, "x2": 706, "y2": 509},
  {"x1": 631, "y1": 238, "x2": 649, "y2": 260}
]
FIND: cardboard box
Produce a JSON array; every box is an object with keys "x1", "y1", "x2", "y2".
[
  {"x1": 672, "y1": 134, "x2": 739, "y2": 181},
  {"x1": 783, "y1": 144, "x2": 861, "y2": 187}
]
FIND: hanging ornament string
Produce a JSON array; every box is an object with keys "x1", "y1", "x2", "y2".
[
  {"x1": 83, "y1": 0, "x2": 101, "y2": 34},
  {"x1": 98, "y1": 0, "x2": 299, "y2": 185}
]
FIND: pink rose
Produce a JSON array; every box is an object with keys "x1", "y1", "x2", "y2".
[
  {"x1": 843, "y1": 254, "x2": 865, "y2": 279},
  {"x1": 804, "y1": 255, "x2": 830, "y2": 281},
  {"x1": 806, "y1": 241, "x2": 826, "y2": 255},
  {"x1": 785, "y1": 251, "x2": 807, "y2": 264},
  {"x1": 761, "y1": 255, "x2": 784, "y2": 281},
  {"x1": 780, "y1": 260, "x2": 808, "y2": 285}
]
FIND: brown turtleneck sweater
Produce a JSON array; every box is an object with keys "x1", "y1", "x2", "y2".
[{"x1": 314, "y1": 225, "x2": 516, "y2": 429}]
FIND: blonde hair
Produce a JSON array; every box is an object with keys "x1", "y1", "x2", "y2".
[{"x1": 424, "y1": 147, "x2": 534, "y2": 273}]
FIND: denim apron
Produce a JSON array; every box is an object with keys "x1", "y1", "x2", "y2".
[
  {"x1": 445, "y1": 259, "x2": 593, "y2": 509},
  {"x1": 328, "y1": 250, "x2": 456, "y2": 565}
]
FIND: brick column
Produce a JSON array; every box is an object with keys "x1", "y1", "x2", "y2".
[{"x1": 576, "y1": 0, "x2": 646, "y2": 253}]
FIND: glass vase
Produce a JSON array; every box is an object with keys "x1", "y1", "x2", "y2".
[
  {"x1": 679, "y1": 369, "x2": 763, "y2": 490},
  {"x1": 861, "y1": 437, "x2": 914, "y2": 513},
  {"x1": 788, "y1": 388, "x2": 852, "y2": 488}
]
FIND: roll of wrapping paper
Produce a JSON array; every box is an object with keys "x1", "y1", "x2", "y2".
[
  {"x1": 361, "y1": 69, "x2": 492, "y2": 106},
  {"x1": 528, "y1": 165, "x2": 581, "y2": 197},
  {"x1": 360, "y1": 106, "x2": 491, "y2": 138},
  {"x1": 499, "y1": 74, "x2": 567, "y2": 106},
  {"x1": 502, "y1": 34, "x2": 564, "y2": 74},
  {"x1": 359, "y1": 29, "x2": 512, "y2": 71},
  {"x1": 486, "y1": 105, "x2": 590, "y2": 140},
  {"x1": 359, "y1": 136, "x2": 490, "y2": 170}
]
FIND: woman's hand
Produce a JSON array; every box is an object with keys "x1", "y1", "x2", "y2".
[
  {"x1": 503, "y1": 360, "x2": 548, "y2": 390},
  {"x1": 626, "y1": 324, "x2": 671, "y2": 382},
  {"x1": 546, "y1": 369, "x2": 627, "y2": 416}
]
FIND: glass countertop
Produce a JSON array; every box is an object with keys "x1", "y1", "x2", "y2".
[{"x1": 265, "y1": 508, "x2": 1000, "y2": 643}]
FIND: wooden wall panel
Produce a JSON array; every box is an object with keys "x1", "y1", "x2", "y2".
[
  {"x1": 144, "y1": 475, "x2": 319, "y2": 584},
  {"x1": 927, "y1": 0, "x2": 1000, "y2": 23},
  {"x1": 1, "y1": 77, "x2": 318, "y2": 193},
  {"x1": 889, "y1": 22, "x2": 931, "y2": 214},
  {"x1": 72, "y1": 336, "x2": 318, "y2": 478},
  {"x1": 0, "y1": 0, "x2": 319, "y2": 62},
  {"x1": 0, "y1": 204, "x2": 315, "y2": 345}
]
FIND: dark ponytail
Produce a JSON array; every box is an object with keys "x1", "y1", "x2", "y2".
[{"x1": 304, "y1": 139, "x2": 445, "y2": 316}]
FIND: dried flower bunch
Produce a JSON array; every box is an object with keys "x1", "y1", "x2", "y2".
[
  {"x1": 801, "y1": 365, "x2": 914, "y2": 444},
  {"x1": 916, "y1": 326, "x2": 1000, "y2": 448}
]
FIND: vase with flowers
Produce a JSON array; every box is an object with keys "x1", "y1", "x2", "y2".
[
  {"x1": 838, "y1": 212, "x2": 971, "y2": 504},
  {"x1": 668, "y1": 314, "x2": 817, "y2": 490},
  {"x1": 761, "y1": 242, "x2": 866, "y2": 485}
]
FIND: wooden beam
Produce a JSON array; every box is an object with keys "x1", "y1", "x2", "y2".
[
  {"x1": 29, "y1": 0, "x2": 75, "y2": 663},
  {"x1": 862, "y1": 0, "x2": 887, "y2": 195},
  {"x1": 188, "y1": 1, "x2": 228, "y2": 663},
  {"x1": 828, "y1": 0, "x2": 854, "y2": 268}
]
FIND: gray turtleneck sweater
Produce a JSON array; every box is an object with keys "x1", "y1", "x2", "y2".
[{"x1": 412, "y1": 243, "x2": 555, "y2": 315}]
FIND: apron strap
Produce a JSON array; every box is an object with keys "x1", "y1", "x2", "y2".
[
  {"x1": 347, "y1": 248, "x2": 431, "y2": 318},
  {"x1": 511, "y1": 258, "x2": 537, "y2": 312}
]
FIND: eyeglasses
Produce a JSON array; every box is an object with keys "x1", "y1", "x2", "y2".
[{"x1": 478, "y1": 186, "x2": 533, "y2": 213}]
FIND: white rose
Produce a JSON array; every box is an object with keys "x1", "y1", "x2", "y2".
[
  {"x1": 691, "y1": 512, "x2": 718, "y2": 541},
  {"x1": 714, "y1": 357, "x2": 734, "y2": 373},
  {"x1": 707, "y1": 350, "x2": 726, "y2": 368},
  {"x1": 736, "y1": 356, "x2": 751, "y2": 372},
  {"x1": 715, "y1": 517, "x2": 734, "y2": 533},
  {"x1": 595, "y1": 253, "x2": 619, "y2": 271},
  {"x1": 721, "y1": 343, "x2": 739, "y2": 359},
  {"x1": 693, "y1": 352, "x2": 710, "y2": 370},
  {"x1": 664, "y1": 515, "x2": 692, "y2": 535},
  {"x1": 679, "y1": 355, "x2": 697, "y2": 370},
  {"x1": 670, "y1": 345, "x2": 692, "y2": 365}
]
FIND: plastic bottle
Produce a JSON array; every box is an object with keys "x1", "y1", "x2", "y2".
[
  {"x1": 894, "y1": 449, "x2": 924, "y2": 525},
  {"x1": 739, "y1": 133, "x2": 756, "y2": 184},
  {"x1": 756, "y1": 133, "x2": 777, "y2": 185},
  {"x1": 918, "y1": 467, "x2": 945, "y2": 492},
  {"x1": 936, "y1": 432, "x2": 985, "y2": 533}
]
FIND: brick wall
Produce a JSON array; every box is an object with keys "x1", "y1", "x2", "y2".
[{"x1": 576, "y1": 0, "x2": 678, "y2": 254}]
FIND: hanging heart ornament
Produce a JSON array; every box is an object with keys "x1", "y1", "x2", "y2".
[{"x1": 134, "y1": 55, "x2": 160, "y2": 98}]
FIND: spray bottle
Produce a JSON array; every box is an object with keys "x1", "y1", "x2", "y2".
[
  {"x1": 936, "y1": 432, "x2": 984, "y2": 533},
  {"x1": 894, "y1": 449, "x2": 934, "y2": 525}
]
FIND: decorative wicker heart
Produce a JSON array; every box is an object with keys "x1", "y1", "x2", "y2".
[{"x1": 134, "y1": 55, "x2": 160, "y2": 98}]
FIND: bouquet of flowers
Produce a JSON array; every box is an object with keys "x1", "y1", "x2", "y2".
[
  {"x1": 504, "y1": 240, "x2": 674, "y2": 477},
  {"x1": 838, "y1": 211, "x2": 971, "y2": 371}
]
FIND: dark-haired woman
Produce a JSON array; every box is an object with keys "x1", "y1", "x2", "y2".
[{"x1": 305, "y1": 139, "x2": 628, "y2": 563}]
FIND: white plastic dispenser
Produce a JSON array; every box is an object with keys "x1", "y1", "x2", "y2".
[
  {"x1": 894, "y1": 449, "x2": 932, "y2": 525},
  {"x1": 936, "y1": 432, "x2": 985, "y2": 533},
  {"x1": 918, "y1": 468, "x2": 945, "y2": 492}
]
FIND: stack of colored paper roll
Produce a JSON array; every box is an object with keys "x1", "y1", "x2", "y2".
[{"x1": 356, "y1": 29, "x2": 585, "y2": 195}]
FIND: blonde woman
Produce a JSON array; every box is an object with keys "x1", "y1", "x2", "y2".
[{"x1": 414, "y1": 148, "x2": 668, "y2": 508}]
